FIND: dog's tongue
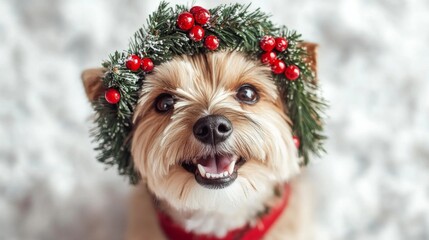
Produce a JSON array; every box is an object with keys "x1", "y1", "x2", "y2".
[{"x1": 197, "y1": 155, "x2": 235, "y2": 174}]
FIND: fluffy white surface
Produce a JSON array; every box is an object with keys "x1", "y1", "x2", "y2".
[{"x1": 1, "y1": 0, "x2": 428, "y2": 239}]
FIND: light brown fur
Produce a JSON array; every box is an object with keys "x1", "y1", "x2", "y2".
[{"x1": 82, "y1": 47, "x2": 318, "y2": 239}]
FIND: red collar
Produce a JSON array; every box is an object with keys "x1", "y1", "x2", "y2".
[{"x1": 157, "y1": 184, "x2": 291, "y2": 240}]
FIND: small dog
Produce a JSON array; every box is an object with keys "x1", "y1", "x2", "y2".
[{"x1": 82, "y1": 46, "x2": 317, "y2": 239}]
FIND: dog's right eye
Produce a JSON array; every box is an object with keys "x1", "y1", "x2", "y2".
[{"x1": 155, "y1": 94, "x2": 175, "y2": 112}]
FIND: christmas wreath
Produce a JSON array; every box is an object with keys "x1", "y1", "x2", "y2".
[{"x1": 92, "y1": 2, "x2": 326, "y2": 184}]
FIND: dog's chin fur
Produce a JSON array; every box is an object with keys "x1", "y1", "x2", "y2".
[{"x1": 130, "y1": 51, "x2": 300, "y2": 236}]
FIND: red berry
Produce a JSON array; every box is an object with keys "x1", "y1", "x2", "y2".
[
  {"x1": 260, "y1": 52, "x2": 277, "y2": 65},
  {"x1": 105, "y1": 88, "x2": 120, "y2": 104},
  {"x1": 204, "y1": 35, "x2": 219, "y2": 50},
  {"x1": 189, "y1": 25, "x2": 205, "y2": 41},
  {"x1": 293, "y1": 136, "x2": 300, "y2": 148},
  {"x1": 285, "y1": 65, "x2": 300, "y2": 81},
  {"x1": 177, "y1": 12, "x2": 194, "y2": 31},
  {"x1": 275, "y1": 37, "x2": 288, "y2": 52},
  {"x1": 141, "y1": 57, "x2": 154, "y2": 72},
  {"x1": 271, "y1": 59, "x2": 286, "y2": 74},
  {"x1": 190, "y1": 6, "x2": 205, "y2": 14},
  {"x1": 259, "y1": 36, "x2": 275, "y2": 52},
  {"x1": 194, "y1": 9, "x2": 210, "y2": 25},
  {"x1": 125, "y1": 54, "x2": 141, "y2": 71}
]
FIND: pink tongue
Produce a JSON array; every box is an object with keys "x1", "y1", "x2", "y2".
[{"x1": 197, "y1": 155, "x2": 233, "y2": 174}]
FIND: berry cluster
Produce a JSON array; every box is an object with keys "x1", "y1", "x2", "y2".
[
  {"x1": 105, "y1": 54, "x2": 155, "y2": 104},
  {"x1": 259, "y1": 35, "x2": 300, "y2": 81},
  {"x1": 125, "y1": 54, "x2": 154, "y2": 73},
  {"x1": 177, "y1": 6, "x2": 219, "y2": 50}
]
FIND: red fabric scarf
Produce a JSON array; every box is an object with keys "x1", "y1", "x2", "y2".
[{"x1": 157, "y1": 184, "x2": 291, "y2": 240}]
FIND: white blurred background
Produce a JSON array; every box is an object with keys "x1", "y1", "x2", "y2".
[{"x1": 1, "y1": 0, "x2": 429, "y2": 239}]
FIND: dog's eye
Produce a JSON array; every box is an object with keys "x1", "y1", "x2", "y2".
[
  {"x1": 236, "y1": 85, "x2": 258, "y2": 104},
  {"x1": 155, "y1": 94, "x2": 175, "y2": 112}
]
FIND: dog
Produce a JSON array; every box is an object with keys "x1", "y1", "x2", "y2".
[{"x1": 82, "y1": 44, "x2": 318, "y2": 239}]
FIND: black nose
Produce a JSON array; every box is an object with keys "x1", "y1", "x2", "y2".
[{"x1": 193, "y1": 115, "x2": 233, "y2": 145}]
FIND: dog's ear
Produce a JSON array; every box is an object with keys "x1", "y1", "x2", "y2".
[
  {"x1": 300, "y1": 42, "x2": 318, "y2": 83},
  {"x1": 81, "y1": 68, "x2": 106, "y2": 102}
]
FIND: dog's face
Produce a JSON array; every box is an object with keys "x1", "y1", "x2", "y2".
[{"x1": 130, "y1": 52, "x2": 300, "y2": 212}]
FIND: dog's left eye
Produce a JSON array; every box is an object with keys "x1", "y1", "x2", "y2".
[
  {"x1": 236, "y1": 85, "x2": 259, "y2": 104},
  {"x1": 155, "y1": 94, "x2": 175, "y2": 112}
]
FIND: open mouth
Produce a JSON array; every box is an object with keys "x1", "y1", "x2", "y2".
[{"x1": 181, "y1": 154, "x2": 245, "y2": 189}]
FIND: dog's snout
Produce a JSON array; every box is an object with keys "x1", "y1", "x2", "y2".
[{"x1": 193, "y1": 115, "x2": 232, "y2": 145}]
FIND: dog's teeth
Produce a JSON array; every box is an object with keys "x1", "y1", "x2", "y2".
[
  {"x1": 228, "y1": 161, "x2": 236, "y2": 175},
  {"x1": 197, "y1": 164, "x2": 206, "y2": 176},
  {"x1": 202, "y1": 171, "x2": 230, "y2": 179}
]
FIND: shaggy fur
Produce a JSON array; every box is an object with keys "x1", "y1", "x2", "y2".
[{"x1": 82, "y1": 49, "x2": 317, "y2": 240}]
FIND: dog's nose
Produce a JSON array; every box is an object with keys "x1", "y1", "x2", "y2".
[{"x1": 193, "y1": 115, "x2": 233, "y2": 145}]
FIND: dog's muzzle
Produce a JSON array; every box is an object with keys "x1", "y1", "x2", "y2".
[{"x1": 181, "y1": 115, "x2": 244, "y2": 189}]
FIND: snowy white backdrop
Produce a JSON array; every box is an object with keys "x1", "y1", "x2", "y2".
[{"x1": 1, "y1": 0, "x2": 429, "y2": 239}]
